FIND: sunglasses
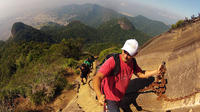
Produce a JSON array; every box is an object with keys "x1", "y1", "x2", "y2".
[{"x1": 123, "y1": 50, "x2": 138, "y2": 56}]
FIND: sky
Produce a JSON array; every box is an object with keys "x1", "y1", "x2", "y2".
[{"x1": 131, "y1": 0, "x2": 200, "y2": 18}]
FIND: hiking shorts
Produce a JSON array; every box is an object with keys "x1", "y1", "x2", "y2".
[{"x1": 80, "y1": 73, "x2": 87, "y2": 78}]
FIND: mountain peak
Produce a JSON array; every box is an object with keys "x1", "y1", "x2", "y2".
[
  {"x1": 11, "y1": 22, "x2": 27, "y2": 36},
  {"x1": 10, "y1": 22, "x2": 53, "y2": 43}
]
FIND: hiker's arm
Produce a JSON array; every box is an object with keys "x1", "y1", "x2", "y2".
[
  {"x1": 93, "y1": 72, "x2": 105, "y2": 105},
  {"x1": 137, "y1": 70, "x2": 158, "y2": 78},
  {"x1": 137, "y1": 65, "x2": 163, "y2": 78}
]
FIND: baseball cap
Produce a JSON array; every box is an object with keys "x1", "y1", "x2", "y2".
[{"x1": 121, "y1": 39, "x2": 138, "y2": 56}]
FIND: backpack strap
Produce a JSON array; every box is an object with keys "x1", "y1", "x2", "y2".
[
  {"x1": 109, "y1": 53, "x2": 120, "y2": 76},
  {"x1": 132, "y1": 58, "x2": 137, "y2": 75},
  {"x1": 101, "y1": 53, "x2": 120, "y2": 95},
  {"x1": 100, "y1": 55, "x2": 137, "y2": 97},
  {"x1": 110, "y1": 54, "x2": 138, "y2": 76}
]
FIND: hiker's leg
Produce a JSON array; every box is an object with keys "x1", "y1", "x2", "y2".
[
  {"x1": 81, "y1": 78, "x2": 84, "y2": 84},
  {"x1": 105, "y1": 100, "x2": 120, "y2": 112},
  {"x1": 81, "y1": 73, "x2": 85, "y2": 84},
  {"x1": 120, "y1": 105, "x2": 132, "y2": 112},
  {"x1": 119, "y1": 98, "x2": 132, "y2": 112},
  {"x1": 85, "y1": 77, "x2": 87, "y2": 83},
  {"x1": 80, "y1": 75, "x2": 83, "y2": 83}
]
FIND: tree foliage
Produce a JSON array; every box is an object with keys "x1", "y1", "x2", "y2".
[
  {"x1": 0, "y1": 38, "x2": 84, "y2": 106},
  {"x1": 98, "y1": 47, "x2": 121, "y2": 63},
  {"x1": 171, "y1": 20, "x2": 184, "y2": 29}
]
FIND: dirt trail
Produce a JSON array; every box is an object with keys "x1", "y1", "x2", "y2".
[{"x1": 63, "y1": 61, "x2": 103, "y2": 112}]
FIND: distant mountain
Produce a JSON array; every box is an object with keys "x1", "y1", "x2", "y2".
[
  {"x1": 10, "y1": 22, "x2": 53, "y2": 43},
  {"x1": 0, "y1": 4, "x2": 170, "y2": 41},
  {"x1": 10, "y1": 21, "x2": 98, "y2": 44},
  {"x1": 50, "y1": 4, "x2": 122, "y2": 27},
  {"x1": 98, "y1": 18, "x2": 150, "y2": 45},
  {"x1": 64, "y1": 21, "x2": 100, "y2": 42},
  {"x1": 40, "y1": 21, "x2": 100, "y2": 43},
  {"x1": 40, "y1": 18, "x2": 150, "y2": 45},
  {"x1": 40, "y1": 22, "x2": 65, "y2": 31},
  {"x1": 128, "y1": 15, "x2": 169, "y2": 36},
  {"x1": 46, "y1": 4, "x2": 169, "y2": 37}
]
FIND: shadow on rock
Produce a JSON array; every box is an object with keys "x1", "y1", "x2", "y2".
[{"x1": 119, "y1": 77, "x2": 155, "y2": 111}]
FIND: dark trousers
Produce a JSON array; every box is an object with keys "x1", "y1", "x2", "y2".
[
  {"x1": 104, "y1": 100, "x2": 120, "y2": 112},
  {"x1": 104, "y1": 100, "x2": 133, "y2": 112}
]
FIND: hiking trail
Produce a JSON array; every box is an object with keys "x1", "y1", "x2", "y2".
[{"x1": 62, "y1": 61, "x2": 103, "y2": 112}]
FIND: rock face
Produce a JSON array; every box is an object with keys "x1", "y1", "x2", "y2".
[
  {"x1": 11, "y1": 22, "x2": 26, "y2": 36},
  {"x1": 131, "y1": 19, "x2": 200, "y2": 111},
  {"x1": 117, "y1": 19, "x2": 134, "y2": 30}
]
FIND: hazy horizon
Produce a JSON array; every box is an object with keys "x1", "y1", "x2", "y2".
[
  {"x1": 0, "y1": 0, "x2": 199, "y2": 40},
  {"x1": 1, "y1": 0, "x2": 198, "y2": 24}
]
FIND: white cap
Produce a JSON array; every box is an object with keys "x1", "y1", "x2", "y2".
[{"x1": 121, "y1": 39, "x2": 138, "y2": 56}]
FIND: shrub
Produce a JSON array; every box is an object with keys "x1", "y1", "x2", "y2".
[
  {"x1": 98, "y1": 47, "x2": 121, "y2": 62},
  {"x1": 0, "y1": 103, "x2": 12, "y2": 112},
  {"x1": 171, "y1": 24, "x2": 177, "y2": 29},
  {"x1": 65, "y1": 58, "x2": 78, "y2": 69},
  {"x1": 74, "y1": 69, "x2": 80, "y2": 75},
  {"x1": 171, "y1": 20, "x2": 184, "y2": 29},
  {"x1": 29, "y1": 73, "x2": 67, "y2": 105},
  {"x1": 30, "y1": 90, "x2": 45, "y2": 105},
  {"x1": 176, "y1": 20, "x2": 184, "y2": 27}
]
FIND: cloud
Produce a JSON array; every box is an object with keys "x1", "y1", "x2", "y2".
[
  {"x1": 0, "y1": 0, "x2": 74, "y2": 19},
  {"x1": 120, "y1": 2, "x2": 126, "y2": 7}
]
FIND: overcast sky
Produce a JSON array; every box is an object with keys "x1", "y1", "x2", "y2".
[{"x1": 0, "y1": 0, "x2": 199, "y2": 23}]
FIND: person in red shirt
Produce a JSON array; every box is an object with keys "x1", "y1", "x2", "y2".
[{"x1": 93, "y1": 39, "x2": 165, "y2": 112}]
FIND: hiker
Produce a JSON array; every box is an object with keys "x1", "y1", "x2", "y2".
[
  {"x1": 88, "y1": 55, "x2": 95, "y2": 68},
  {"x1": 79, "y1": 63, "x2": 90, "y2": 85},
  {"x1": 93, "y1": 39, "x2": 166, "y2": 112},
  {"x1": 84, "y1": 58, "x2": 92, "y2": 69},
  {"x1": 84, "y1": 55, "x2": 97, "y2": 69},
  {"x1": 88, "y1": 55, "x2": 98, "y2": 69}
]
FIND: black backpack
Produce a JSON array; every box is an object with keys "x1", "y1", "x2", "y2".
[
  {"x1": 96, "y1": 53, "x2": 138, "y2": 98},
  {"x1": 99, "y1": 53, "x2": 137, "y2": 76}
]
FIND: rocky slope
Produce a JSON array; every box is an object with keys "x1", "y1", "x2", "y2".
[
  {"x1": 63, "y1": 19, "x2": 200, "y2": 112},
  {"x1": 135, "y1": 19, "x2": 200, "y2": 111}
]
